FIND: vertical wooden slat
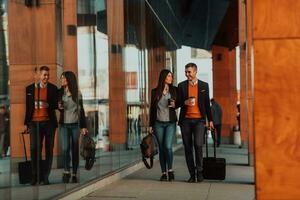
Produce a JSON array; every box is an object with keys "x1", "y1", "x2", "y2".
[{"x1": 239, "y1": 0, "x2": 255, "y2": 165}]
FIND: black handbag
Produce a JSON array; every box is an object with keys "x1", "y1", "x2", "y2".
[
  {"x1": 80, "y1": 134, "x2": 96, "y2": 170},
  {"x1": 18, "y1": 131, "x2": 45, "y2": 184},
  {"x1": 203, "y1": 129, "x2": 226, "y2": 180},
  {"x1": 140, "y1": 134, "x2": 158, "y2": 169}
]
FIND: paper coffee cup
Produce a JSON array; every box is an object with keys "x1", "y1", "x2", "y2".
[{"x1": 189, "y1": 96, "x2": 195, "y2": 106}]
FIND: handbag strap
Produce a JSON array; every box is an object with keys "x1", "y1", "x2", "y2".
[{"x1": 142, "y1": 156, "x2": 154, "y2": 169}]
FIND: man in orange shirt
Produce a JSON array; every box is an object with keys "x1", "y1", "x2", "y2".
[
  {"x1": 177, "y1": 63, "x2": 214, "y2": 183},
  {"x1": 24, "y1": 66, "x2": 58, "y2": 185}
]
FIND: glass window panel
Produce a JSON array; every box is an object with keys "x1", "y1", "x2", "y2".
[
  {"x1": 77, "y1": 0, "x2": 115, "y2": 186},
  {"x1": 0, "y1": 1, "x2": 10, "y2": 198}
]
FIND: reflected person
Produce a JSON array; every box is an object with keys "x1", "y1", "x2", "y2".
[
  {"x1": 24, "y1": 66, "x2": 58, "y2": 185},
  {"x1": 58, "y1": 71, "x2": 88, "y2": 183},
  {"x1": 0, "y1": 105, "x2": 7, "y2": 158}
]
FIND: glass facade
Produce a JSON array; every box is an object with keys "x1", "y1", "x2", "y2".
[
  {"x1": 0, "y1": 0, "x2": 180, "y2": 199},
  {"x1": 0, "y1": 0, "x2": 10, "y2": 199},
  {"x1": 0, "y1": 0, "x2": 8, "y2": 97},
  {"x1": 19, "y1": 0, "x2": 262, "y2": 197},
  {"x1": 0, "y1": 0, "x2": 254, "y2": 199}
]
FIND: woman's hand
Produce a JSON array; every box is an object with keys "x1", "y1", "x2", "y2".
[
  {"x1": 148, "y1": 127, "x2": 153, "y2": 134},
  {"x1": 58, "y1": 101, "x2": 64, "y2": 110},
  {"x1": 24, "y1": 125, "x2": 29, "y2": 133},
  {"x1": 209, "y1": 121, "x2": 214, "y2": 130},
  {"x1": 168, "y1": 99, "x2": 175, "y2": 108},
  {"x1": 81, "y1": 128, "x2": 88, "y2": 135}
]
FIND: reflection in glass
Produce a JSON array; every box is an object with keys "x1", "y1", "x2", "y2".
[
  {"x1": 77, "y1": 0, "x2": 112, "y2": 184},
  {"x1": 0, "y1": 1, "x2": 10, "y2": 198},
  {"x1": 123, "y1": 1, "x2": 156, "y2": 167},
  {"x1": 124, "y1": 46, "x2": 145, "y2": 150}
]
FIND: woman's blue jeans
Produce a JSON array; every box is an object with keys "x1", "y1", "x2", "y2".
[
  {"x1": 154, "y1": 121, "x2": 176, "y2": 173},
  {"x1": 59, "y1": 123, "x2": 80, "y2": 174}
]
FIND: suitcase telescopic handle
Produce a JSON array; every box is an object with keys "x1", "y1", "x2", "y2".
[
  {"x1": 205, "y1": 128, "x2": 217, "y2": 158},
  {"x1": 20, "y1": 131, "x2": 29, "y2": 161}
]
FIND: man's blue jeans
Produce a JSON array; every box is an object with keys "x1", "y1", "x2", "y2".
[
  {"x1": 154, "y1": 121, "x2": 176, "y2": 173},
  {"x1": 59, "y1": 123, "x2": 80, "y2": 174}
]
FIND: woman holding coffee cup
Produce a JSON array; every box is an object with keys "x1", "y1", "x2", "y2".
[
  {"x1": 149, "y1": 69, "x2": 177, "y2": 181},
  {"x1": 58, "y1": 71, "x2": 88, "y2": 183}
]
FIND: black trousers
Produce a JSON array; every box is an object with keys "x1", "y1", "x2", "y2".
[
  {"x1": 29, "y1": 121, "x2": 55, "y2": 180},
  {"x1": 180, "y1": 119, "x2": 205, "y2": 176}
]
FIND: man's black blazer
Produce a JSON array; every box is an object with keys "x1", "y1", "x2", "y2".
[
  {"x1": 24, "y1": 82, "x2": 58, "y2": 128},
  {"x1": 177, "y1": 80, "x2": 212, "y2": 125}
]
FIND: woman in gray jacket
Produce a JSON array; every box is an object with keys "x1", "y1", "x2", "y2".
[{"x1": 58, "y1": 71, "x2": 88, "y2": 183}]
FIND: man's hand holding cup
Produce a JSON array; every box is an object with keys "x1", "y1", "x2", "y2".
[{"x1": 184, "y1": 96, "x2": 196, "y2": 106}]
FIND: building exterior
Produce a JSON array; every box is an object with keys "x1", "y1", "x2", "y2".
[
  {"x1": 0, "y1": 0, "x2": 299, "y2": 199},
  {"x1": 2, "y1": 0, "x2": 180, "y2": 199}
]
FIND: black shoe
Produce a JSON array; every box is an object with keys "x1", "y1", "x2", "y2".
[
  {"x1": 71, "y1": 175, "x2": 78, "y2": 183},
  {"x1": 62, "y1": 173, "x2": 71, "y2": 183},
  {"x1": 197, "y1": 173, "x2": 204, "y2": 183},
  {"x1": 187, "y1": 176, "x2": 196, "y2": 183},
  {"x1": 168, "y1": 171, "x2": 175, "y2": 181},
  {"x1": 160, "y1": 173, "x2": 168, "y2": 181}
]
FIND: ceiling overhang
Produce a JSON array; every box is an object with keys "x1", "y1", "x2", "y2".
[{"x1": 147, "y1": 0, "x2": 237, "y2": 50}]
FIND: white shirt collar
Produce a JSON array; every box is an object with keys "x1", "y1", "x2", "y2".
[
  {"x1": 35, "y1": 82, "x2": 47, "y2": 88},
  {"x1": 189, "y1": 79, "x2": 198, "y2": 86}
]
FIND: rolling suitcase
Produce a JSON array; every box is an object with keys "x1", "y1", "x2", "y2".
[
  {"x1": 18, "y1": 131, "x2": 45, "y2": 184},
  {"x1": 18, "y1": 131, "x2": 32, "y2": 184},
  {"x1": 203, "y1": 129, "x2": 226, "y2": 180}
]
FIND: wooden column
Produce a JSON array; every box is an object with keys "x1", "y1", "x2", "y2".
[
  {"x1": 212, "y1": 45, "x2": 237, "y2": 143},
  {"x1": 8, "y1": 1, "x2": 62, "y2": 160},
  {"x1": 62, "y1": 0, "x2": 77, "y2": 73},
  {"x1": 251, "y1": 0, "x2": 300, "y2": 199},
  {"x1": 148, "y1": 46, "x2": 166, "y2": 94},
  {"x1": 239, "y1": 0, "x2": 254, "y2": 165},
  {"x1": 107, "y1": 0, "x2": 127, "y2": 147}
]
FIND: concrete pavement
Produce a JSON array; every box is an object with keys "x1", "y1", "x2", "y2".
[{"x1": 80, "y1": 145, "x2": 255, "y2": 200}]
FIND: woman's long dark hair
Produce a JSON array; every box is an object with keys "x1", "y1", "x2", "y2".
[
  {"x1": 155, "y1": 69, "x2": 174, "y2": 101},
  {"x1": 62, "y1": 71, "x2": 78, "y2": 102}
]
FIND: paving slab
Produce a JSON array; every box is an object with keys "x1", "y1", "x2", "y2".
[{"x1": 81, "y1": 146, "x2": 255, "y2": 200}]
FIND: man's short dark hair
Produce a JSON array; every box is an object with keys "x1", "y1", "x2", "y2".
[
  {"x1": 39, "y1": 65, "x2": 49, "y2": 72},
  {"x1": 185, "y1": 63, "x2": 197, "y2": 70}
]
